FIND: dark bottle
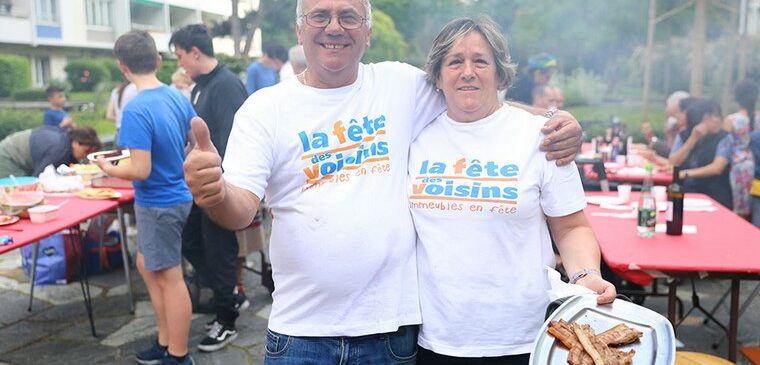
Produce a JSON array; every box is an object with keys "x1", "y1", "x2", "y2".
[{"x1": 666, "y1": 166, "x2": 684, "y2": 235}]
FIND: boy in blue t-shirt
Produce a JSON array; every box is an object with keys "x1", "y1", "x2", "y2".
[
  {"x1": 43, "y1": 86, "x2": 73, "y2": 128},
  {"x1": 95, "y1": 30, "x2": 196, "y2": 365}
]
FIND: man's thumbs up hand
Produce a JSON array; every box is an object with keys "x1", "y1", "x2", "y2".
[{"x1": 185, "y1": 117, "x2": 225, "y2": 208}]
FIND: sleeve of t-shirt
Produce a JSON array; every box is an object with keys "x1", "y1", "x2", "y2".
[
  {"x1": 716, "y1": 133, "x2": 734, "y2": 160},
  {"x1": 670, "y1": 134, "x2": 684, "y2": 155},
  {"x1": 246, "y1": 65, "x2": 258, "y2": 95},
  {"x1": 408, "y1": 64, "x2": 446, "y2": 140},
  {"x1": 222, "y1": 92, "x2": 276, "y2": 200},
  {"x1": 539, "y1": 148, "x2": 587, "y2": 217},
  {"x1": 118, "y1": 106, "x2": 153, "y2": 151}
]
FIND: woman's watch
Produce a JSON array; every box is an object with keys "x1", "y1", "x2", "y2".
[{"x1": 569, "y1": 268, "x2": 602, "y2": 284}]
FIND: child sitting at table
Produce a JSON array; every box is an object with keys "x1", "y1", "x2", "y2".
[{"x1": 95, "y1": 30, "x2": 196, "y2": 365}]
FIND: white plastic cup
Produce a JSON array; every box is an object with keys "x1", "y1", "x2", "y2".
[
  {"x1": 618, "y1": 184, "x2": 632, "y2": 202},
  {"x1": 653, "y1": 185, "x2": 667, "y2": 202}
]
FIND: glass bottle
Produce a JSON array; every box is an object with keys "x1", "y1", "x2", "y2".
[
  {"x1": 637, "y1": 164, "x2": 657, "y2": 237},
  {"x1": 666, "y1": 166, "x2": 684, "y2": 235}
]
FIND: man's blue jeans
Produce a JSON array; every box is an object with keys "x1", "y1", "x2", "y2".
[{"x1": 265, "y1": 325, "x2": 418, "y2": 364}]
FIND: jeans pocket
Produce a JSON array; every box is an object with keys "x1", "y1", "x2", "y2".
[
  {"x1": 385, "y1": 326, "x2": 418, "y2": 362},
  {"x1": 265, "y1": 329, "x2": 291, "y2": 358}
]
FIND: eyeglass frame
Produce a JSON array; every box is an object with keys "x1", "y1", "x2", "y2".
[{"x1": 298, "y1": 10, "x2": 368, "y2": 30}]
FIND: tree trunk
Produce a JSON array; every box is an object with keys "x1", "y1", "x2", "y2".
[
  {"x1": 231, "y1": 0, "x2": 241, "y2": 56},
  {"x1": 642, "y1": 0, "x2": 657, "y2": 121},
  {"x1": 690, "y1": 0, "x2": 707, "y2": 97},
  {"x1": 721, "y1": 1, "x2": 740, "y2": 108}
]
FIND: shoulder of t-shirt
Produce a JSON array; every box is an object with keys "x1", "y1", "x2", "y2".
[
  {"x1": 363, "y1": 61, "x2": 425, "y2": 80},
  {"x1": 505, "y1": 104, "x2": 547, "y2": 133}
]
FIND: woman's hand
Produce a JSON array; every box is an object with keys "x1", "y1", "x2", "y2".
[
  {"x1": 576, "y1": 274, "x2": 617, "y2": 304},
  {"x1": 540, "y1": 110, "x2": 583, "y2": 166}
]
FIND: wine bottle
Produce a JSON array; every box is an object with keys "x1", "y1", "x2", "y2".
[{"x1": 666, "y1": 166, "x2": 684, "y2": 235}]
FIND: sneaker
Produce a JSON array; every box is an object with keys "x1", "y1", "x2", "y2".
[
  {"x1": 159, "y1": 355, "x2": 195, "y2": 365},
  {"x1": 197, "y1": 322, "x2": 238, "y2": 352},
  {"x1": 136, "y1": 338, "x2": 167, "y2": 365},
  {"x1": 233, "y1": 292, "x2": 250, "y2": 311},
  {"x1": 204, "y1": 318, "x2": 219, "y2": 330}
]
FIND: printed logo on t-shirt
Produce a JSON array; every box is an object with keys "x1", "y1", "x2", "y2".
[
  {"x1": 298, "y1": 114, "x2": 390, "y2": 191},
  {"x1": 410, "y1": 158, "x2": 520, "y2": 214}
]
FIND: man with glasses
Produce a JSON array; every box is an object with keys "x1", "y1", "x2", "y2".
[{"x1": 184, "y1": 0, "x2": 583, "y2": 363}]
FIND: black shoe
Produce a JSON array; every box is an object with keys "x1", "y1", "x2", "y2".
[
  {"x1": 233, "y1": 292, "x2": 250, "y2": 311},
  {"x1": 197, "y1": 322, "x2": 238, "y2": 352}
]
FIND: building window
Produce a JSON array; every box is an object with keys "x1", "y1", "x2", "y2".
[
  {"x1": 35, "y1": 0, "x2": 58, "y2": 23},
  {"x1": 34, "y1": 56, "x2": 50, "y2": 88},
  {"x1": 0, "y1": 0, "x2": 12, "y2": 17},
  {"x1": 85, "y1": 0, "x2": 112, "y2": 27}
]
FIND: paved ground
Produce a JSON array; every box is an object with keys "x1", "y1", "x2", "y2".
[{"x1": 0, "y1": 246, "x2": 758, "y2": 364}]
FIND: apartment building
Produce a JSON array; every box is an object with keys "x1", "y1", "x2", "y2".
[{"x1": 0, "y1": 0, "x2": 256, "y2": 87}]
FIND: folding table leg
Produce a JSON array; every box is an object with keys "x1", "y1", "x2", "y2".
[
  {"x1": 77, "y1": 231, "x2": 96, "y2": 337},
  {"x1": 117, "y1": 207, "x2": 134, "y2": 313},
  {"x1": 728, "y1": 279, "x2": 740, "y2": 363},
  {"x1": 27, "y1": 241, "x2": 40, "y2": 311}
]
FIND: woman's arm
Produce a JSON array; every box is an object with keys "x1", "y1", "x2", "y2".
[
  {"x1": 669, "y1": 124, "x2": 706, "y2": 165},
  {"x1": 679, "y1": 156, "x2": 729, "y2": 180},
  {"x1": 95, "y1": 148, "x2": 151, "y2": 181},
  {"x1": 548, "y1": 210, "x2": 617, "y2": 304}
]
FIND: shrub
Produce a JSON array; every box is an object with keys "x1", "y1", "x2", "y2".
[
  {"x1": 0, "y1": 109, "x2": 43, "y2": 140},
  {"x1": 217, "y1": 54, "x2": 248, "y2": 76},
  {"x1": 11, "y1": 88, "x2": 47, "y2": 101},
  {"x1": 555, "y1": 68, "x2": 607, "y2": 107},
  {"x1": 0, "y1": 54, "x2": 31, "y2": 98},
  {"x1": 157, "y1": 59, "x2": 178, "y2": 85},
  {"x1": 101, "y1": 59, "x2": 126, "y2": 83},
  {"x1": 64, "y1": 59, "x2": 111, "y2": 92}
]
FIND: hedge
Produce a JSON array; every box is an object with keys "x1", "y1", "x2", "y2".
[
  {"x1": 102, "y1": 59, "x2": 126, "y2": 83},
  {"x1": 217, "y1": 54, "x2": 248, "y2": 76},
  {"x1": 11, "y1": 88, "x2": 47, "y2": 101},
  {"x1": 64, "y1": 59, "x2": 111, "y2": 92},
  {"x1": 0, "y1": 109, "x2": 42, "y2": 140},
  {"x1": 157, "y1": 59, "x2": 178, "y2": 85},
  {"x1": 0, "y1": 54, "x2": 31, "y2": 98}
]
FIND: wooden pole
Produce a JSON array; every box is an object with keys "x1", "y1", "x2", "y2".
[
  {"x1": 643, "y1": 0, "x2": 657, "y2": 121},
  {"x1": 690, "y1": 0, "x2": 707, "y2": 96}
]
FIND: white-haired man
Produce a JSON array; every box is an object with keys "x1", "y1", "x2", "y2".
[{"x1": 184, "y1": 0, "x2": 584, "y2": 363}]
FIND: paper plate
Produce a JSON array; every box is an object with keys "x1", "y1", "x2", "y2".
[
  {"x1": 684, "y1": 198, "x2": 712, "y2": 209},
  {"x1": 0, "y1": 215, "x2": 20, "y2": 226},
  {"x1": 87, "y1": 149, "x2": 130, "y2": 163},
  {"x1": 529, "y1": 294, "x2": 675, "y2": 365},
  {"x1": 76, "y1": 188, "x2": 122, "y2": 200},
  {"x1": 586, "y1": 196, "x2": 625, "y2": 206}
]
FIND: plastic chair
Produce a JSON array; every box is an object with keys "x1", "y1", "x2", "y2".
[{"x1": 675, "y1": 351, "x2": 735, "y2": 364}]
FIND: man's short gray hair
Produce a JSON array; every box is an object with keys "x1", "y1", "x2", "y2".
[
  {"x1": 289, "y1": 45, "x2": 307, "y2": 68},
  {"x1": 667, "y1": 90, "x2": 689, "y2": 106},
  {"x1": 296, "y1": 0, "x2": 373, "y2": 28},
  {"x1": 425, "y1": 16, "x2": 516, "y2": 90}
]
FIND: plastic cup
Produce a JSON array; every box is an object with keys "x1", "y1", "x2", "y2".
[
  {"x1": 617, "y1": 184, "x2": 632, "y2": 202},
  {"x1": 653, "y1": 185, "x2": 667, "y2": 202}
]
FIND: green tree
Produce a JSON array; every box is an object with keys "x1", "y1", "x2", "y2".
[{"x1": 363, "y1": 9, "x2": 409, "y2": 64}]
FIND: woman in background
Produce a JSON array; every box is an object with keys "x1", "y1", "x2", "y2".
[{"x1": 724, "y1": 80, "x2": 759, "y2": 218}]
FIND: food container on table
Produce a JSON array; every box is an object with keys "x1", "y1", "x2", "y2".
[
  {"x1": 529, "y1": 294, "x2": 675, "y2": 365},
  {"x1": 0, "y1": 190, "x2": 45, "y2": 217},
  {"x1": 0, "y1": 176, "x2": 41, "y2": 195},
  {"x1": 27, "y1": 204, "x2": 59, "y2": 223}
]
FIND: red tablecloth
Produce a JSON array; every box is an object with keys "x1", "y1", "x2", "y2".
[
  {"x1": 0, "y1": 195, "x2": 119, "y2": 255},
  {"x1": 585, "y1": 192, "x2": 760, "y2": 285}
]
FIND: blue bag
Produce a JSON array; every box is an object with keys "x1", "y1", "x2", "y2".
[
  {"x1": 83, "y1": 230, "x2": 123, "y2": 274},
  {"x1": 21, "y1": 229, "x2": 81, "y2": 285}
]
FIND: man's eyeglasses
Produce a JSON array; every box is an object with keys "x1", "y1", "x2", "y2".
[{"x1": 300, "y1": 11, "x2": 366, "y2": 30}]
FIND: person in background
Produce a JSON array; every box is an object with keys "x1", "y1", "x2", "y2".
[
  {"x1": 412, "y1": 16, "x2": 615, "y2": 365},
  {"x1": 0, "y1": 126, "x2": 100, "y2": 178},
  {"x1": 549, "y1": 86, "x2": 564, "y2": 109},
  {"x1": 641, "y1": 121, "x2": 670, "y2": 158},
  {"x1": 170, "y1": 23, "x2": 249, "y2": 353},
  {"x1": 507, "y1": 52, "x2": 557, "y2": 105},
  {"x1": 106, "y1": 81, "x2": 138, "y2": 142},
  {"x1": 98, "y1": 30, "x2": 196, "y2": 365},
  {"x1": 531, "y1": 84, "x2": 552, "y2": 109},
  {"x1": 724, "y1": 80, "x2": 759, "y2": 218},
  {"x1": 750, "y1": 129, "x2": 760, "y2": 226},
  {"x1": 245, "y1": 42, "x2": 288, "y2": 95},
  {"x1": 664, "y1": 90, "x2": 690, "y2": 148},
  {"x1": 287, "y1": 44, "x2": 307, "y2": 76},
  {"x1": 642, "y1": 96, "x2": 700, "y2": 168},
  {"x1": 43, "y1": 86, "x2": 73, "y2": 129},
  {"x1": 171, "y1": 68, "x2": 195, "y2": 100},
  {"x1": 671, "y1": 99, "x2": 734, "y2": 209}
]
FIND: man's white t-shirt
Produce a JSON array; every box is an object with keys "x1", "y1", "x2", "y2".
[
  {"x1": 224, "y1": 62, "x2": 445, "y2": 336},
  {"x1": 408, "y1": 104, "x2": 587, "y2": 357}
]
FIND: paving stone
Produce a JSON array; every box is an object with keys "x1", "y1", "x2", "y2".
[
  {"x1": 1, "y1": 340, "x2": 117, "y2": 365},
  {"x1": 193, "y1": 346, "x2": 250, "y2": 365},
  {"x1": 0, "y1": 319, "x2": 69, "y2": 354},
  {"x1": 53, "y1": 314, "x2": 132, "y2": 342},
  {"x1": 100, "y1": 316, "x2": 156, "y2": 347},
  {"x1": 17, "y1": 282, "x2": 103, "y2": 306},
  {"x1": 0, "y1": 291, "x2": 50, "y2": 325}
]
